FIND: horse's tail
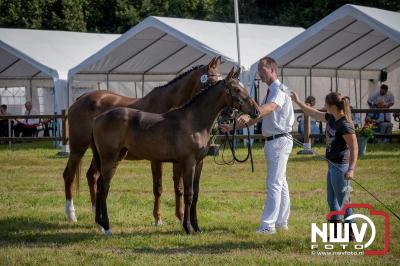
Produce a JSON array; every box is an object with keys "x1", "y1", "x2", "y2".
[
  {"x1": 73, "y1": 157, "x2": 82, "y2": 194},
  {"x1": 90, "y1": 131, "x2": 101, "y2": 175}
]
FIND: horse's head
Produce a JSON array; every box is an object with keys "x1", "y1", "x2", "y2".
[
  {"x1": 221, "y1": 67, "x2": 259, "y2": 119},
  {"x1": 199, "y1": 56, "x2": 222, "y2": 86}
]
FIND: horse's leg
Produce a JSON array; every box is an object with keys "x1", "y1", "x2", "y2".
[
  {"x1": 182, "y1": 161, "x2": 196, "y2": 234},
  {"x1": 96, "y1": 160, "x2": 116, "y2": 236},
  {"x1": 150, "y1": 161, "x2": 163, "y2": 226},
  {"x1": 95, "y1": 174, "x2": 104, "y2": 232},
  {"x1": 86, "y1": 158, "x2": 99, "y2": 213},
  {"x1": 172, "y1": 163, "x2": 184, "y2": 223},
  {"x1": 63, "y1": 149, "x2": 85, "y2": 222},
  {"x1": 190, "y1": 160, "x2": 203, "y2": 233}
]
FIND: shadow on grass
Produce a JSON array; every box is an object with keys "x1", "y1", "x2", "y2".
[
  {"x1": 131, "y1": 238, "x2": 307, "y2": 255},
  {"x1": 0, "y1": 217, "x2": 94, "y2": 246},
  {"x1": 0, "y1": 216, "x2": 308, "y2": 254}
]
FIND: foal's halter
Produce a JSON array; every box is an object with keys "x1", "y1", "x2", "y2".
[{"x1": 222, "y1": 79, "x2": 253, "y2": 108}]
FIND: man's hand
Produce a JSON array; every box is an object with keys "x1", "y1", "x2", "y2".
[
  {"x1": 344, "y1": 170, "x2": 354, "y2": 180},
  {"x1": 219, "y1": 123, "x2": 232, "y2": 133},
  {"x1": 237, "y1": 114, "x2": 250, "y2": 128}
]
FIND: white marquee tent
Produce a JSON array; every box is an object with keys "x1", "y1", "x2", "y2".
[
  {"x1": 0, "y1": 29, "x2": 119, "y2": 114},
  {"x1": 68, "y1": 16, "x2": 304, "y2": 105},
  {"x1": 249, "y1": 4, "x2": 400, "y2": 110}
]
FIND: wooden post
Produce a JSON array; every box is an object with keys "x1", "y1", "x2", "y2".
[
  {"x1": 297, "y1": 114, "x2": 313, "y2": 155},
  {"x1": 8, "y1": 119, "x2": 11, "y2": 149},
  {"x1": 62, "y1": 109, "x2": 68, "y2": 145}
]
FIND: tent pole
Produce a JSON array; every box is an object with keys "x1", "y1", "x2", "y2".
[
  {"x1": 106, "y1": 73, "x2": 110, "y2": 91},
  {"x1": 134, "y1": 82, "x2": 137, "y2": 98},
  {"x1": 310, "y1": 68, "x2": 312, "y2": 96},
  {"x1": 234, "y1": 0, "x2": 241, "y2": 68},
  {"x1": 304, "y1": 76, "x2": 307, "y2": 98},
  {"x1": 141, "y1": 74, "x2": 145, "y2": 97},
  {"x1": 335, "y1": 69, "x2": 338, "y2": 92},
  {"x1": 354, "y1": 78, "x2": 358, "y2": 108},
  {"x1": 330, "y1": 77, "x2": 333, "y2": 92},
  {"x1": 29, "y1": 79, "x2": 33, "y2": 102},
  {"x1": 359, "y1": 70, "x2": 362, "y2": 109}
]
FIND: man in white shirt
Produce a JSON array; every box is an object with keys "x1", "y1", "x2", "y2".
[
  {"x1": 220, "y1": 56, "x2": 294, "y2": 234},
  {"x1": 368, "y1": 84, "x2": 395, "y2": 122}
]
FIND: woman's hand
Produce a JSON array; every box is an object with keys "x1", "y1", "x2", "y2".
[
  {"x1": 290, "y1": 91, "x2": 300, "y2": 104},
  {"x1": 344, "y1": 170, "x2": 354, "y2": 180}
]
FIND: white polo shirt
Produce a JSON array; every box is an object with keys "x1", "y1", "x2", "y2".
[{"x1": 261, "y1": 79, "x2": 294, "y2": 137}]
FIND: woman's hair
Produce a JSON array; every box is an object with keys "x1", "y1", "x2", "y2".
[
  {"x1": 305, "y1": 96, "x2": 316, "y2": 106},
  {"x1": 325, "y1": 92, "x2": 353, "y2": 124}
]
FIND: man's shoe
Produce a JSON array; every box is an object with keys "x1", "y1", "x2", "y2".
[
  {"x1": 276, "y1": 223, "x2": 289, "y2": 231},
  {"x1": 256, "y1": 226, "x2": 276, "y2": 234}
]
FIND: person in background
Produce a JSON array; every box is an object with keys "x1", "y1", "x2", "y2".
[
  {"x1": 13, "y1": 101, "x2": 39, "y2": 137},
  {"x1": 298, "y1": 96, "x2": 322, "y2": 142},
  {"x1": 368, "y1": 84, "x2": 394, "y2": 123},
  {"x1": 291, "y1": 91, "x2": 358, "y2": 241},
  {"x1": 0, "y1": 104, "x2": 11, "y2": 137},
  {"x1": 343, "y1": 96, "x2": 361, "y2": 129}
]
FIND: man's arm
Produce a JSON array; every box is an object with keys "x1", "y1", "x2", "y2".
[
  {"x1": 218, "y1": 101, "x2": 278, "y2": 132},
  {"x1": 386, "y1": 92, "x2": 395, "y2": 108},
  {"x1": 236, "y1": 102, "x2": 278, "y2": 129}
]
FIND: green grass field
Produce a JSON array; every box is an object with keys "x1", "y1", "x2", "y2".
[{"x1": 0, "y1": 141, "x2": 399, "y2": 265}]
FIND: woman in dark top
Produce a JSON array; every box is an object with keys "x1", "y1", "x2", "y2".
[{"x1": 291, "y1": 92, "x2": 358, "y2": 239}]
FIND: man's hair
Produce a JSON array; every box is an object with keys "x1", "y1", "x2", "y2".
[
  {"x1": 0, "y1": 104, "x2": 7, "y2": 109},
  {"x1": 380, "y1": 84, "x2": 388, "y2": 91},
  {"x1": 260, "y1": 56, "x2": 278, "y2": 73}
]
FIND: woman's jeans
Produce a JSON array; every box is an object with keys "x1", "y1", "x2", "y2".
[{"x1": 327, "y1": 162, "x2": 353, "y2": 221}]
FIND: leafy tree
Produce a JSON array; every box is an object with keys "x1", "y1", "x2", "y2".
[{"x1": 0, "y1": 0, "x2": 399, "y2": 33}]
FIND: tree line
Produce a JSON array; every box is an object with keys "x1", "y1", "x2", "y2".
[{"x1": 1, "y1": 0, "x2": 399, "y2": 34}]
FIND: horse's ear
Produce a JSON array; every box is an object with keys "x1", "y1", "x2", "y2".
[
  {"x1": 213, "y1": 56, "x2": 222, "y2": 69},
  {"x1": 226, "y1": 67, "x2": 235, "y2": 80},
  {"x1": 233, "y1": 67, "x2": 241, "y2": 79},
  {"x1": 207, "y1": 57, "x2": 216, "y2": 70}
]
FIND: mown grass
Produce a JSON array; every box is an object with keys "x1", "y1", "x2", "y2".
[{"x1": 0, "y1": 141, "x2": 399, "y2": 265}]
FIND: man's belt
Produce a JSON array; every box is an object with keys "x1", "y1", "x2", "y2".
[{"x1": 266, "y1": 133, "x2": 290, "y2": 141}]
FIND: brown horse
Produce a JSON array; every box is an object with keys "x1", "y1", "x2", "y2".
[
  {"x1": 64, "y1": 57, "x2": 223, "y2": 224},
  {"x1": 91, "y1": 68, "x2": 259, "y2": 235}
]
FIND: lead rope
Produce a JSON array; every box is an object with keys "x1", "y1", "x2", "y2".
[
  {"x1": 213, "y1": 119, "x2": 255, "y2": 172},
  {"x1": 276, "y1": 126, "x2": 400, "y2": 222}
]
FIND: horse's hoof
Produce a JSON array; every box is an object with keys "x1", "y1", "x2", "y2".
[
  {"x1": 97, "y1": 224, "x2": 105, "y2": 233},
  {"x1": 67, "y1": 211, "x2": 77, "y2": 222},
  {"x1": 155, "y1": 219, "x2": 163, "y2": 226},
  {"x1": 105, "y1": 229, "x2": 112, "y2": 237},
  {"x1": 194, "y1": 227, "x2": 203, "y2": 233},
  {"x1": 182, "y1": 224, "x2": 192, "y2": 235}
]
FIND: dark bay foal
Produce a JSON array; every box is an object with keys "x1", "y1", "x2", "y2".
[
  {"x1": 63, "y1": 57, "x2": 222, "y2": 225},
  {"x1": 91, "y1": 68, "x2": 259, "y2": 235}
]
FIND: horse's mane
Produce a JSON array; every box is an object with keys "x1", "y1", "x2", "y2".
[
  {"x1": 144, "y1": 65, "x2": 204, "y2": 97},
  {"x1": 169, "y1": 80, "x2": 223, "y2": 112}
]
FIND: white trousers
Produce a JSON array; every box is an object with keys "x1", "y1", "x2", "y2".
[{"x1": 260, "y1": 136, "x2": 293, "y2": 228}]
